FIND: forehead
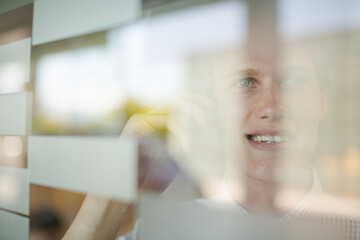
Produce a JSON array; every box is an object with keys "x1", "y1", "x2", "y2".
[{"x1": 211, "y1": 50, "x2": 315, "y2": 78}]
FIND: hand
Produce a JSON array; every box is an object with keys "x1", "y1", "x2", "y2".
[
  {"x1": 121, "y1": 103, "x2": 178, "y2": 193},
  {"x1": 121, "y1": 93, "x2": 215, "y2": 193}
]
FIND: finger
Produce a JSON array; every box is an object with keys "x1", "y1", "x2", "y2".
[
  {"x1": 122, "y1": 114, "x2": 168, "y2": 137},
  {"x1": 176, "y1": 92, "x2": 215, "y2": 108},
  {"x1": 174, "y1": 97, "x2": 216, "y2": 129}
]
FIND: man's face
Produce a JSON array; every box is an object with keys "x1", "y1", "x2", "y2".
[{"x1": 216, "y1": 55, "x2": 327, "y2": 182}]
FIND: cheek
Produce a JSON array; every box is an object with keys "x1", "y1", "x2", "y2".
[
  {"x1": 243, "y1": 153, "x2": 287, "y2": 181},
  {"x1": 286, "y1": 90, "x2": 323, "y2": 159},
  {"x1": 287, "y1": 89, "x2": 323, "y2": 123},
  {"x1": 217, "y1": 93, "x2": 249, "y2": 128}
]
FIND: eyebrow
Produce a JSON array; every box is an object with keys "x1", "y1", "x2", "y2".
[
  {"x1": 243, "y1": 68, "x2": 261, "y2": 76},
  {"x1": 230, "y1": 66, "x2": 312, "y2": 79},
  {"x1": 229, "y1": 68, "x2": 261, "y2": 77},
  {"x1": 281, "y1": 66, "x2": 314, "y2": 81}
]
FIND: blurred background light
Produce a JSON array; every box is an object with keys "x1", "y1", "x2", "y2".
[
  {"x1": 4, "y1": 136, "x2": 23, "y2": 157},
  {"x1": 279, "y1": 0, "x2": 360, "y2": 40}
]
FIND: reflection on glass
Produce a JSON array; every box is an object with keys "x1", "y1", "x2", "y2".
[
  {"x1": 0, "y1": 174, "x2": 19, "y2": 205},
  {"x1": 0, "y1": 166, "x2": 28, "y2": 215},
  {"x1": 0, "y1": 38, "x2": 31, "y2": 94},
  {"x1": 32, "y1": 0, "x2": 245, "y2": 136},
  {"x1": 27, "y1": 0, "x2": 360, "y2": 240},
  {"x1": 0, "y1": 3, "x2": 32, "y2": 46}
]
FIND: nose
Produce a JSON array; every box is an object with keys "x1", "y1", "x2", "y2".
[{"x1": 255, "y1": 81, "x2": 284, "y2": 121}]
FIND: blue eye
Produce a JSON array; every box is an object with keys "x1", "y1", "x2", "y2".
[{"x1": 235, "y1": 78, "x2": 253, "y2": 88}]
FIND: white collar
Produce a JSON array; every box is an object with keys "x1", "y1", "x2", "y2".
[{"x1": 207, "y1": 166, "x2": 323, "y2": 221}]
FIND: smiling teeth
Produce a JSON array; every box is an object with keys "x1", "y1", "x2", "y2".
[
  {"x1": 274, "y1": 136, "x2": 281, "y2": 143},
  {"x1": 251, "y1": 135, "x2": 284, "y2": 143}
]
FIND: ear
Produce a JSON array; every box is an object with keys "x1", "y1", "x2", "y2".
[{"x1": 319, "y1": 87, "x2": 328, "y2": 120}]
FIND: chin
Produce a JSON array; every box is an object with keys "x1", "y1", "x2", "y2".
[{"x1": 244, "y1": 160, "x2": 288, "y2": 183}]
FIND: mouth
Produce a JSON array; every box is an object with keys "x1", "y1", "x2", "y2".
[
  {"x1": 245, "y1": 133, "x2": 295, "y2": 151},
  {"x1": 246, "y1": 134, "x2": 293, "y2": 143}
]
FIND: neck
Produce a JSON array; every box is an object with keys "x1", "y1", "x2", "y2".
[
  {"x1": 242, "y1": 176, "x2": 283, "y2": 216},
  {"x1": 225, "y1": 168, "x2": 312, "y2": 217}
]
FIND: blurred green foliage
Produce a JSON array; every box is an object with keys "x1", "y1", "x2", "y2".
[{"x1": 33, "y1": 98, "x2": 170, "y2": 138}]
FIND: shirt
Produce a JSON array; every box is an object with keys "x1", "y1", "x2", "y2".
[
  {"x1": 118, "y1": 170, "x2": 360, "y2": 240},
  {"x1": 205, "y1": 169, "x2": 360, "y2": 240}
]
